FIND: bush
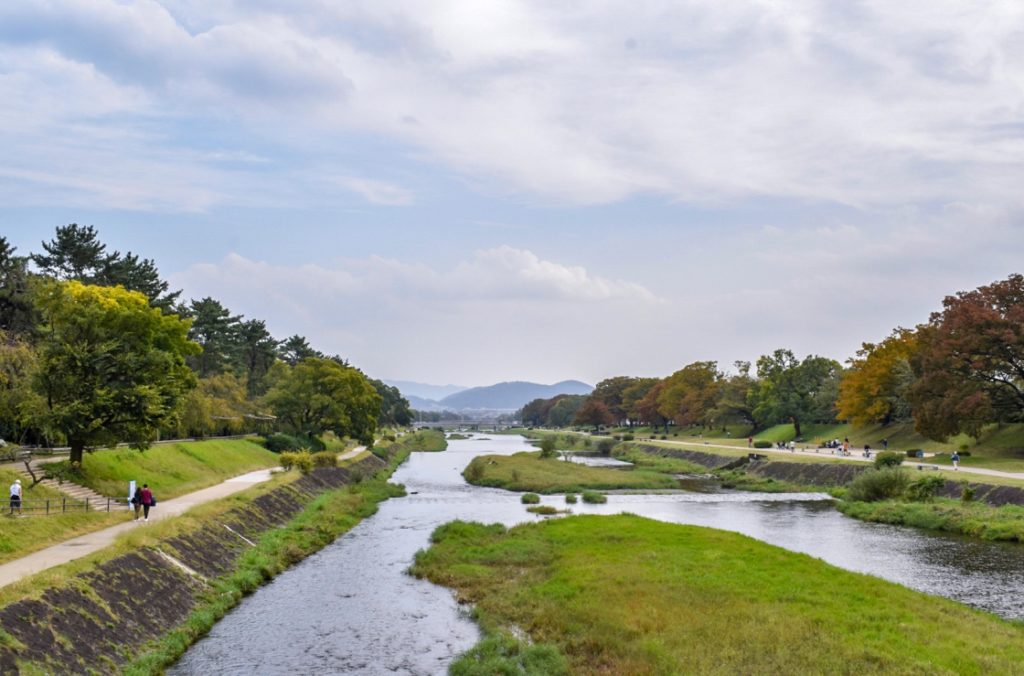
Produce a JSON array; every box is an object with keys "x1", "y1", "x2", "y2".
[
  {"x1": 906, "y1": 475, "x2": 945, "y2": 502},
  {"x1": 263, "y1": 433, "x2": 306, "y2": 453},
  {"x1": 539, "y1": 437, "x2": 558, "y2": 459},
  {"x1": 874, "y1": 451, "x2": 905, "y2": 469},
  {"x1": 527, "y1": 505, "x2": 558, "y2": 515},
  {"x1": 596, "y1": 440, "x2": 615, "y2": 456},
  {"x1": 521, "y1": 493, "x2": 541, "y2": 504},
  {"x1": 280, "y1": 451, "x2": 313, "y2": 474},
  {"x1": 621, "y1": 434, "x2": 634, "y2": 441},
  {"x1": 581, "y1": 491, "x2": 607, "y2": 504},
  {"x1": 43, "y1": 460, "x2": 84, "y2": 485},
  {"x1": 465, "y1": 459, "x2": 485, "y2": 482},
  {"x1": 753, "y1": 440, "x2": 772, "y2": 449},
  {"x1": 311, "y1": 451, "x2": 337, "y2": 468},
  {"x1": 906, "y1": 449, "x2": 923, "y2": 457},
  {"x1": 846, "y1": 469, "x2": 909, "y2": 502},
  {"x1": 961, "y1": 484, "x2": 976, "y2": 503},
  {"x1": 565, "y1": 494, "x2": 578, "y2": 504}
]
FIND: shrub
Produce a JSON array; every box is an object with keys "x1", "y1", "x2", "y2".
[
  {"x1": 42, "y1": 460, "x2": 84, "y2": 485},
  {"x1": 385, "y1": 434, "x2": 397, "y2": 442},
  {"x1": 539, "y1": 436, "x2": 558, "y2": 459},
  {"x1": 961, "y1": 484, "x2": 976, "y2": 503},
  {"x1": 280, "y1": 451, "x2": 313, "y2": 474},
  {"x1": 845, "y1": 469, "x2": 909, "y2": 502},
  {"x1": 874, "y1": 451, "x2": 905, "y2": 469},
  {"x1": 565, "y1": 494, "x2": 578, "y2": 504},
  {"x1": 621, "y1": 434, "x2": 634, "y2": 441},
  {"x1": 264, "y1": 433, "x2": 306, "y2": 453},
  {"x1": 906, "y1": 449, "x2": 923, "y2": 457},
  {"x1": 311, "y1": 451, "x2": 337, "y2": 468},
  {"x1": 521, "y1": 493, "x2": 541, "y2": 504},
  {"x1": 905, "y1": 475, "x2": 945, "y2": 502},
  {"x1": 527, "y1": 505, "x2": 558, "y2": 515},
  {"x1": 581, "y1": 491, "x2": 607, "y2": 504},
  {"x1": 596, "y1": 440, "x2": 615, "y2": 456},
  {"x1": 753, "y1": 440, "x2": 772, "y2": 449},
  {"x1": 465, "y1": 459, "x2": 485, "y2": 482}
]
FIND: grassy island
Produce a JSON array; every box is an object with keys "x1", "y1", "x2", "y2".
[
  {"x1": 412, "y1": 515, "x2": 1024, "y2": 675},
  {"x1": 462, "y1": 452, "x2": 679, "y2": 493}
]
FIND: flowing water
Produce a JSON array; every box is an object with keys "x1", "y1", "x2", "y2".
[{"x1": 172, "y1": 435, "x2": 1024, "y2": 675}]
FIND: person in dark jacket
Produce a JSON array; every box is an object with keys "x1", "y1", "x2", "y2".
[
  {"x1": 131, "y1": 486, "x2": 143, "y2": 521},
  {"x1": 140, "y1": 484, "x2": 154, "y2": 522}
]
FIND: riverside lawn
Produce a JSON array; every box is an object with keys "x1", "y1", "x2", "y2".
[
  {"x1": 462, "y1": 451, "x2": 679, "y2": 493},
  {"x1": 411, "y1": 514, "x2": 1024, "y2": 675}
]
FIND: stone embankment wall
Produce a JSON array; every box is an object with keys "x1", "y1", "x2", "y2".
[
  {"x1": 624, "y1": 443, "x2": 747, "y2": 471},
  {"x1": 624, "y1": 444, "x2": 1024, "y2": 507},
  {"x1": 0, "y1": 454, "x2": 386, "y2": 675}
]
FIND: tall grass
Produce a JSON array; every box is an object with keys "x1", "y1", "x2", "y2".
[{"x1": 462, "y1": 452, "x2": 678, "y2": 493}]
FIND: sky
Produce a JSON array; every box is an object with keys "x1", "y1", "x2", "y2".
[{"x1": 3, "y1": 1, "x2": 1024, "y2": 387}]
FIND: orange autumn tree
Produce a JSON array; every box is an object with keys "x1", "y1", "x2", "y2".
[{"x1": 837, "y1": 328, "x2": 917, "y2": 426}]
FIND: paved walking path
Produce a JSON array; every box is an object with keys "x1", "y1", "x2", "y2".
[
  {"x1": 0, "y1": 446, "x2": 367, "y2": 590},
  {"x1": 633, "y1": 437, "x2": 1024, "y2": 481}
]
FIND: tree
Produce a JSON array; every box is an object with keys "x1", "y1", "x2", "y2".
[
  {"x1": 0, "y1": 331, "x2": 45, "y2": 445},
  {"x1": 371, "y1": 379, "x2": 413, "y2": 427},
  {"x1": 264, "y1": 357, "x2": 381, "y2": 445},
  {"x1": 33, "y1": 281, "x2": 199, "y2": 464},
  {"x1": 235, "y1": 319, "x2": 279, "y2": 397},
  {"x1": 752, "y1": 349, "x2": 842, "y2": 437},
  {"x1": 547, "y1": 395, "x2": 586, "y2": 427},
  {"x1": 573, "y1": 397, "x2": 615, "y2": 432},
  {"x1": 710, "y1": 361, "x2": 756, "y2": 429},
  {"x1": 185, "y1": 297, "x2": 241, "y2": 377},
  {"x1": 31, "y1": 224, "x2": 108, "y2": 282},
  {"x1": 101, "y1": 251, "x2": 181, "y2": 310},
  {"x1": 622, "y1": 377, "x2": 658, "y2": 426},
  {"x1": 908, "y1": 274, "x2": 1024, "y2": 440},
  {"x1": 590, "y1": 376, "x2": 635, "y2": 425},
  {"x1": 634, "y1": 380, "x2": 670, "y2": 432},
  {"x1": 0, "y1": 237, "x2": 37, "y2": 337},
  {"x1": 837, "y1": 329, "x2": 917, "y2": 426},
  {"x1": 657, "y1": 361, "x2": 722, "y2": 428},
  {"x1": 278, "y1": 334, "x2": 322, "y2": 365}
]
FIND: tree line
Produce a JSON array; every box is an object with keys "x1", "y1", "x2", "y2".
[
  {"x1": 0, "y1": 225, "x2": 411, "y2": 463},
  {"x1": 520, "y1": 273, "x2": 1024, "y2": 442}
]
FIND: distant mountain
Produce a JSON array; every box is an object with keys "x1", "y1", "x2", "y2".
[
  {"x1": 439, "y1": 380, "x2": 593, "y2": 411},
  {"x1": 405, "y1": 394, "x2": 445, "y2": 412},
  {"x1": 384, "y1": 380, "x2": 466, "y2": 402}
]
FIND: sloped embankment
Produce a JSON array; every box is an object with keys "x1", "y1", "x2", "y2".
[
  {"x1": 623, "y1": 443, "x2": 747, "y2": 471},
  {"x1": 0, "y1": 454, "x2": 387, "y2": 675},
  {"x1": 743, "y1": 460, "x2": 869, "y2": 487}
]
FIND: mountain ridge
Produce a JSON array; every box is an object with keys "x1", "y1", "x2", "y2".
[{"x1": 437, "y1": 379, "x2": 593, "y2": 411}]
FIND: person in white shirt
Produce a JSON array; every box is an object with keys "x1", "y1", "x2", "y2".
[{"x1": 9, "y1": 479, "x2": 22, "y2": 515}]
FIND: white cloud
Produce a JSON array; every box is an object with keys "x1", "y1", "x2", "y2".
[
  {"x1": 336, "y1": 176, "x2": 413, "y2": 205},
  {"x1": 2, "y1": 1, "x2": 1024, "y2": 210}
]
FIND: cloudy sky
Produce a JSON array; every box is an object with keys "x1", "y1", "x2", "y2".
[{"x1": 3, "y1": 1, "x2": 1024, "y2": 386}]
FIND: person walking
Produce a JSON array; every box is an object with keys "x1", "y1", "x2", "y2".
[
  {"x1": 9, "y1": 479, "x2": 22, "y2": 516},
  {"x1": 131, "y1": 485, "x2": 143, "y2": 521},
  {"x1": 951, "y1": 451, "x2": 960, "y2": 471},
  {"x1": 140, "y1": 483, "x2": 154, "y2": 521}
]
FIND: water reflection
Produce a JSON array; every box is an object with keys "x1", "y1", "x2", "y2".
[{"x1": 172, "y1": 435, "x2": 1024, "y2": 676}]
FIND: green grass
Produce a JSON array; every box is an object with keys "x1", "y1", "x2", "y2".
[
  {"x1": 376, "y1": 429, "x2": 447, "y2": 454},
  {"x1": 411, "y1": 515, "x2": 1024, "y2": 675},
  {"x1": 463, "y1": 452, "x2": 679, "y2": 493},
  {"x1": 0, "y1": 468, "x2": 126, "y2": 565},
  {"x1": 837, "y1": 499, "x2": 1024, "y2": 543},
  {"x1": 63, "y1": 438, "x2": 280, "y2": 499}
]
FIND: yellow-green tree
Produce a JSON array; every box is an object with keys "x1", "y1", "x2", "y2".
[
  {"x1": 33, "y1": 281, "x2": 199, "y2": 464},
  {"x1": 264, "y1": 357, "x2": 380, "y2": 445},
  {"x1": 837, "y1": 329, "x2": 917, "y2": 426},
  {"x1": 657, "y1": 361, "x2": 722, "y2": 428}
]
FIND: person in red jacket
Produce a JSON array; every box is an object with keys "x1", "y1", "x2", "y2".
[{"x1": 140, "y1": 484, "x2": 154, "y2": 522}]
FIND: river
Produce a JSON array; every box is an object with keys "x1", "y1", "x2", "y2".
[{"x1": 171, "y1": 434, "x2": 1024, "y2": 675}]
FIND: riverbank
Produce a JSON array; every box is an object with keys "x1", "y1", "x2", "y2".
[
  {"x1": 837, "y1": 498, "x2": 1024, "y2": 542},
  {"x1": 412, "y1": 514, "x2": 1024, "y2": 674},
  {"x1": 0, "y1": 445, "x2": 411, "y2": 674}
]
